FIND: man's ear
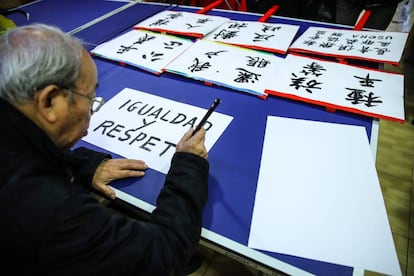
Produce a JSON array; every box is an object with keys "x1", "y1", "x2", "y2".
[{"x1": 35, "y1": 85, "x2": 63, "y2": 123}]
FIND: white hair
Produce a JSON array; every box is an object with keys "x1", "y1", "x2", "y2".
[{"x1": 0, "y1": 24, "x2": 84, "y2": 103}]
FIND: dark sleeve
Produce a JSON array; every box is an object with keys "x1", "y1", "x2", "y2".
[
  {"x1": 41, "y1": 152, "x2": 209, "y2": 276},
  {"x1": 148, "y1": 152, "x2": 209, "y2": 274},
  {"x1": 71, "y1": 147, "x2": 112, "y2": 189}
]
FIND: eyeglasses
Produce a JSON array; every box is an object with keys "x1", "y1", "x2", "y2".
[{"x1": 64, "y1": 87, "x2": 105, "y2": 113}]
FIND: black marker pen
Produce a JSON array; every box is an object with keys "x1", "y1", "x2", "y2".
[{"x1": 193, "y1": 98, "x2": 221, "y2": 135}]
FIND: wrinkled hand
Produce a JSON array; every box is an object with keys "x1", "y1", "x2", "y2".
[
  {"x1": 92, "y1": 159, "x2": 148, "y2": 200},
  {"x1": 176, "y1": 128, "x2": 208, "y2": 159}
]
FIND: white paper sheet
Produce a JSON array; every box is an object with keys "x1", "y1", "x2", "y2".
[
  {"x1": 289, "y1": 26, "x2": 409, "y2": 65},
  {"x1": 204, "y1": 20, "x2": 300, "y2": 54},
  {"x1": 90, "y1": 29, "x2": 194, "y2": 74},
  {"x1": 265, "y1": 54, "x2": 405, "y2": 122},
  {"x1": 82, "y1": 88, "x2": 233, "y2": 174},
  {"x1": 134, "y1": 10, "x2": 230, "y2": 38},
  {"x1": 248, "y1": 116, "x2": 401, "y2": 276},
  {"x1": 165, "y1": 39, "x2": 285, "y2": 97}
]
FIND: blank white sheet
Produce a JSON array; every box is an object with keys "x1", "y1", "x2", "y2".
[{"x1": 248, "y1": 116, "x2": 401, "y2": 276}]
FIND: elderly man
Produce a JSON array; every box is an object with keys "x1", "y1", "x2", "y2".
[{"x1": 0, "y1": 23, "x2": 209, "y2": 275}]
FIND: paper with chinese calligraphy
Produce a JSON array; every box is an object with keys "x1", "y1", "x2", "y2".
[
  {"x1": 133, "y1": 10, "x2": 230, "y2": 38},
  {"x1": 165, "y1": 39, "x2": 285, "y2": 97},
  {"x1": 204, "y1": 20, "x2": 300, "y2": 54},
  {"x1": 289, "y1": 26, "x2": 409, "y2": 65},
  {"x1": 90, "y1": 29, "x2": 194, "y2": 75},
  {"x1": 82, "y1": 88, "x2": 233, "y2": 174},
  {"x1": 265, "y1": 54, "x2": 405, "y2": 122},
  {"x1": 248, "y1": 116, "x2": 401, "y2": 276}
]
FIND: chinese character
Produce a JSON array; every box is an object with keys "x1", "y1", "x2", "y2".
[
  {"x1": 116, "y1": 33, "x2": 156, "y2": 54},
  {"x1": 189, "y1": 58, "x2": 211, "y2": 72},
  {"x1": 377, "y1": 41, "x2": 391, "y2": 47},
  {"x1": 310, "y1": 30, "x2": 326, "y2": 40},
  {"x1": 163, "y1": 41, "x2": 184, "y2": 50},
  {"x1": 300, "y1": 62, "x2": 326, "y2": 77},
  {"x1": 204, "y1": 50, "x2": 227, "y2": 59},
  {"x1": 261, "y1": 25, "x2": 281, "y2": 32},
  {"x1": 246, "y1": 56, "x2": 270, "y2": 68},
  {"x1": 346, "y1": 38, "x2": 358, "y2": 45},
  {"x1": 331, "y1": 32, "x2": 343, "y2": 37},
  {"x1": 358, "y1": 46, "x2": 372, "y2": 54},
  {"x1": 196, "y1": 18, "x2": 212, "y2": 24},
  {"x1": 337, "y1": 44, "x2": 354, "y2": 51},
  {"x1": 117, "y1": 45, "x2": 138, "y2": 54},
  {"x1": 327, "y1": 36, "x2": 340, "y2": 43},
  {"x1": 150, "y1": 19, "x2": 170, "y2": 27},
  {"x1": 361, "y1": 39, "x2": 375, "y2": 45},
  {"x1": 166, "y1": 12, "x2": 183, "y2": 19},
  {"x1": 135, "y1": 33, "x2": 156, "y2": 44},
  {"x1": 345, "y1": 88, "x2": 383, "y2": 107},
  {"x1": 214, "y1": 29, "x2": 239, "y2": 40},
  {"x1": 303, "y1": 40, "x2": 317, "y2": 46},
  {"x1": 234, "y1": 68, "x2": 262, "y2": 83},
  {"x1": 185, "y1": 23, "x2": 201, "y2": 29},
  {"x1": 253, "y1": 33, "x2": 275, "y2": 42},
  {"x1": 228, "y1": 22, "x2": 247, "y2": 29},
  {"x1": 319, "y1": 42, "x2": 335, "y2": 48},
  {"x1": 374, "y1": 47, "x2": 390, "y2": 55},
  {"x1": 290, "y1": 73, "x2": 322, "y2": 93},
  {"x1": 142, "y1": 51, "x2": 163, "y2": 62},
  {"x1": 353, "y1": 74, "x2": 382, "y2": 87}
]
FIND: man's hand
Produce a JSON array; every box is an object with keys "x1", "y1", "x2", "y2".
[
  {"x1": 176, "y1": 128, "x2": 208, "y2": 159},
  {"x1": 92, "y1": 159, "x2": 148, "y2": 199}
]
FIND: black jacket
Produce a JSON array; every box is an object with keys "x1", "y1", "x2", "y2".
[{"x1": 0, "y1": 97, "x2": 209, "y2": 275}]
